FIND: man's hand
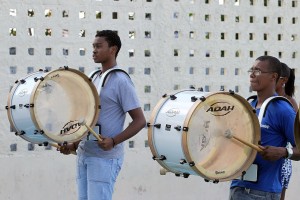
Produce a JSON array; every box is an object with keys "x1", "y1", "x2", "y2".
[
  {"x1": 258, "y1": 146, "x2": 286, "y2": 161},
  {"x1": 97, "y1": 137, "x2": 114, "y2": 151},
  {"x1": 59, "y1": 143, "x2": 77, "y2": 155}
]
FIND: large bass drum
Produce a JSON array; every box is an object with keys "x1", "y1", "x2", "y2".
[
  {"x1": 148, "y1": 90, "x2": 260, "y2": 182},
  {"x1": 6, "y1": 67, "x2": 100, "y2": 145}
]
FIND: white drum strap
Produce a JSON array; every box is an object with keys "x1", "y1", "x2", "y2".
[{"x1": 257, "y1": 96, "x2": 291, "y2": 124}]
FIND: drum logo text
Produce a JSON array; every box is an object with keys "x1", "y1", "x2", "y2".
[
  {"x1": 166, "y1": 108, "x2": 180, "y2": 117},
  {"x1": 60, "y1": 120, "x2": 81, "y2": 136},
  {"x1": 50, "y1": 74, "x2": 60, "y2": 79},
  {"x1": 206, "y1": 102, "x2": 234, "y2": 116}
]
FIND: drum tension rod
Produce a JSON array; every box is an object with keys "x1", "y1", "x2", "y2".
[
  {"x1": 170, "y1": 95, "x2": 177, "y2": 100},
  {"x1": 179, "y1": 159, "x2": 187, "y2": 164},
  {"x1": 20, "y1": 79, "x2": 26, "y2": 84},
  {"x1": 200, "y1": 96, "x2": 206, "y2": 102},
  {"x1": 24, "y1": 104, "x2": 34, "y2": 108},
  {"x1": 191, "y1": 96, "x2": 198, "y2": 102},
  {"x1": 204, "y1": 179, "x2": 219, "y2": 184},
  {"x1": 15, "y1": 131, "x2": 25, "y2": 136},
  {"x1": 189, "y1": 161, "x2": 195, "y2": 167},
  {"x1": 175, "y1": 173, "x2": 190, "y2": 178},
  {"x1": 5, "y1": 105, "x2": 16, "y2": 109},
  {"x1": 146, "y1": 122, "x2": 161, "y2": 128},
  {"x1": 34, "y1": 77, "x2": 45, "y2": 82},
  {"x1": 162, "y1": 93, "x2": 168, "y2": 98},
  {"x1": 152, "y1": 155, "x2": 166, "y2": 161},
  {"x1": 174, "y1": 126, "x2": 181, "y2": 131},
  {"x1": 229, "y1": 90, "x2": 235, "y2": 95}
]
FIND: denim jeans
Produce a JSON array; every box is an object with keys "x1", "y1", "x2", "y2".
[
  {"x1": 229, "y1": 187, "x2": 281, "y2": 200},
  {"x1": 77, "y1": 154, "x2": 123, "y2": 200}
]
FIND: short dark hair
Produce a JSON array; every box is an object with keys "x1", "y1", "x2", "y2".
[
  {"x1": 95, "y1": 30, "x2": 121, "y2": 57},
  {"x1": 281, "y1": 62, "x2": 295, "y2": 97},
  {"x1": 256, "y1": 56, "x2": 281, "y2": 82}
]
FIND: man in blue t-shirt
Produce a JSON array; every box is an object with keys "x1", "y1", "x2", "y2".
[
  {"x1": 229, "y1": 56, "x2": 300, "y2": 200},
  {"x1": 60, "y1": 30, "x2": 146, "y2": 200}
]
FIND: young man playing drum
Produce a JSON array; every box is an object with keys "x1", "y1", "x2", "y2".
[
  {"x1": 60, "y1": 30, "x2": 146, "y2": 200},
  {"x1": 229, "y1": 56, "x2": 300, "y2": 200}
]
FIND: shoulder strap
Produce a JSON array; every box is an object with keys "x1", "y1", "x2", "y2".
[{"x1": 258, "y1": 96, "x2": 292, "y2": 124}]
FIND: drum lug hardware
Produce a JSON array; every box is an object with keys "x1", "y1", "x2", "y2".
[
  {"x1": 63, "y1": 66, "x2": 69, "y2": 70},
  {"x1": 200, "y1": 96, "x2": 206, "y2": 101},
  {"x1": 162, "y1": 93, "x2": 167, "y2": 98},
  {"x1": 179, "y1": 159, "x2": 187, "y2": 164},
  {"x1": 43, "y1": 142, "x2": 49, "y2": 146},
  {"x1": 189, "y1": 161, "x2": 195, "y2": 167},
  {"x1": 183, "y1": 127, "x2": 188, "y2": 131},
  {"x1": 204, "y1": 179, "x2": 209, "y2": 182},
  {"x1": 20, "y1": 79, "x2": 26, "y2": 84},
  {"x1": 252, "y1": 109, "x2": 256, "y2": 113},
  {"x1": 213, "y1": 179, "x2": 219, "y2": 184},
  {"x1": 229, "y1": 90, "x2": 235, "y2": 95},
  {"x1": 5, "y1": 105, "x2": 16, "y2": 109},
  {"x1": 15, "y1": 80, "x2": 19, "y2": 84},
  {"x1": 15, "y1": 130, "x2": 25, "y2": 136},
  {"x1": 174, "y1": 126, "x2": 181, "y2": 131},
  {"x1": 154, "y1": 124, "x2": 161, "y2": 129},
  {"x1": 175, "y1": 173, "x2": 180, "y2": 177},
  {"x1": 34, "y1": 77, "x2": 45, "y2": 82},
  {"x1": 170, "y1": 95, "x2": 177, "y2": 100},
  {"x1": 24, "y1": 104, "x2": 34, "y2": 108},
  {"x1": 191, "y1": 96, "x2": 197, "y2": 102},
  {"x1": 34, "y1": 130, "x2": 39, "y2": 134},
  {"x1": 40, "y1": 130, "x2": 44, "y2": 135},
  {"x1": 183, "y1": 173, "x2": 190, "y2": 178},
  {"x1": 152, "y1": 155, "x2": 166, "y2": 161},
  {"x1": 198, "y1": 87, "x2": 203, "y2": 92}
]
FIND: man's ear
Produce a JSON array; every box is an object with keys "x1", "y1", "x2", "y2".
[
  {"x1": 272, "y1": 73, "x2": 279, "y2": 81},
  {"x1": 110, "y1": 46, "x2": 118, "y2": 56}
]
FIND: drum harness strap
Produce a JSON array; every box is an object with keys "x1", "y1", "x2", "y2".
[
  {"x1": 238, "y1": 95, "x2": 293, "y2": 182},
  {"x1": 86, "y1": 67, "x2": 130, "y2": 141}
]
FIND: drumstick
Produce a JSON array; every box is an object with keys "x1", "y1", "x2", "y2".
[
  {"x1": 79, "y1": 119, "x2": 103, "y2": 141},
  {"x1": 224, "y1": 129, "x2": 263, "y2": 152},
  {"x1": 48, "y1": 142, "x2": 77, "y2": 155}
]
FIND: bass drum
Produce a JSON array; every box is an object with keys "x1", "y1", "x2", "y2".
[
  {"x1": 6, "y1": 67, "x2": 100, "y2": 145},
  {"x1": 148, "y1": 90, "x2": 260, "y2": 182}
]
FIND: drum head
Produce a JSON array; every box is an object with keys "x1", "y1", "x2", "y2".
[
  {"x1": 30, "y1": 68, "x2": 99, "y2": 143},
  {"x1": 182, "y1": 92, "x2": 260, "y2": 181},
  {"x1": 294, "y1": 109, "x2": 300, "y2": 150}
]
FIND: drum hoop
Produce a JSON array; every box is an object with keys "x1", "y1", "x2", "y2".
[
  {"x1": 294, "y1": 110, "x2": 300, "y2": 151},
  {"x1": 182, "y1": 91, "x2": 260, "y2": 181},
  {"x1": 29, "y1": 68, "x2": 100, "y2": 143},
  {"x1": 148, "y1": 89, "x2": 196, "y2": 173},
  {"x1": 6, "y1": 72, "x2": 43, "y2": 133}
]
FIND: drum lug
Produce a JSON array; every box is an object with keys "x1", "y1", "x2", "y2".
[
  {"x1": 154, "y1": 124, "x2": 161, "y2": 129},
  {"x1": 5, "y1": 105, "x2": 16, "y2": 109},
  {"x1": 34, "y1": 77, "x2": 45, "y2": 82},
  {"x1": 162, "y1": 93, "x2": 168, "y2": 98},
  {"x1": 15, "y1": 130, "x2": 25, "y2": 136},
  {"x1": 152, "y1": 155, "x2": 166, "y2": 161},
  {"x1": 63, "y1": 66, "x2": 69, "y2": 70},
  {"x1": 191, "y1": 96, "x2": 198, "y2": 102},
  {"x1": 183, "y1": 173, "x2": 190, "y2": 178},
  {"x1": 229, "y1": 90, "x2": 235, "y2": 95},
  {"x1": 170, "y1": 95, "x2": 177, "y2": 100},
  {"x1": 183, "y1": 127, "x2": 189, "y2": 132},
  {"x1": 213, "y1": 179, "x2": 219, "y2": 184},
  {"x1": 24, "y1": 104, "x2": 34, "y2": 108},
  {"x1": 15, "y1": 80, "x2": 19, "y2": 84},
  {"x1": 174, "y1": 126, "x2": 181, "y2": 131},
  {"x1": 20, "y1": 79, "x2": 26, "y2": 84},
  {"x1": 179, "y1": 159, "x2": 187, "y2": 164},
  {"x1": 189, "y1": 161, "x2": 195, "y2": 167},
  {"x1": 200, "y1": 96, "x2": 206, "y2": 102}
]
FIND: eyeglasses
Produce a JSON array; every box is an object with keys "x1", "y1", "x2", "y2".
[{"x1": 247, "y1": 68, "x2": 275, "y2": 76}]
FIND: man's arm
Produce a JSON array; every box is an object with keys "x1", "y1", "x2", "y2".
[
  {"x1": 98, "y1": 107, "x2": 146, "y2": 150},
  {"x1": 259, "y1": 146, "x2": 300, "y2": 161}
]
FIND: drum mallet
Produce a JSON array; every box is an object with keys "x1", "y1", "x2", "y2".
[
  {"x1": 79, "y1": 119, "x2": 103, "y2": 141},
  {"x1": 224, "y1": 129, "x2": 263, "y2": 152}
]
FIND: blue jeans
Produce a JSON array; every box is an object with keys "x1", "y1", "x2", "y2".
[
  {"x1": 229, "y1": 187, "x2": 281, "y2": 200},
  {"x1": 77, "y1": 154, "x2": 123, "y2": 200}
]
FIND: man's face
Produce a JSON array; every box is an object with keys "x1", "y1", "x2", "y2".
[
  {"x1": 92, "y1": 36, "x2": 113, "y2": 63},
  {"x1": 249, "y1": 60, "x2": 276, "y2": 92}
]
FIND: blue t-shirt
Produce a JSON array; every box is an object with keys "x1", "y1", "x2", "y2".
[
  {"x1": 231, "y1": 97, "x2": 296, "y2": 193},
  {"x1": 77, "y1": 67, "x2": 141, "y2": 158}
]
